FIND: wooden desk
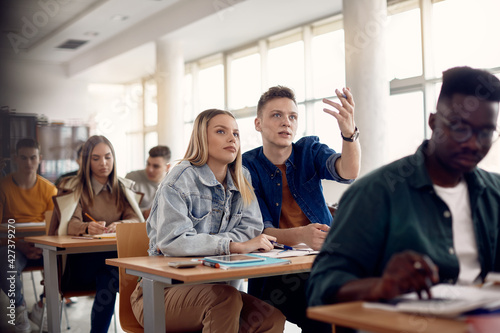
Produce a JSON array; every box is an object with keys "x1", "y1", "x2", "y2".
[
  {"x1": 25, "y1": 235, "x2": 117, "y2": 333},
  {"x1": 0, "y1": 223, "x2": 46, "y2": 238},
  {"x1": 107, "y1": 255, "x2": 315, "y2": 333},
  {"x1": 307, "y1": 301, "x2": 468, "y2": 333}
]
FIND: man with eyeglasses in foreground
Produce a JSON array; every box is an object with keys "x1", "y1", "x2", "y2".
[{"x1": 308, "y1": 67, "x2": 500, "y2": 321}]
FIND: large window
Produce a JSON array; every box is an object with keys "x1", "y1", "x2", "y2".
[
  {"x1": 433, "y1": 0, "x2": 500, "y2": 76},
  {"x1": 198, "y1": 62, "x2": 225, "y2": 111},
  {"x1": 133, "y1": 0, "x2": 500, "y2": 177},
  {"x1": 387, "y1": 92, "x2": 425, "y2": 162},
  {"x1": 386, "y1": 6, "x2": 422, "y2": 80},
  {"x1": 229, "y1": 51, "x2": 261, "y2": 110},
  {"x1": 311, "y1": 29, "x2": 346, "y2": 99},
  {"x1": 268, "y1": 40, "x2": 305, "y2": 102}
]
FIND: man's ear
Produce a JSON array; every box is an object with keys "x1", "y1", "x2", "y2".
[
  {"x1": 254, "y1": 117, "x2": 262, "y2": 132},
  {"x1": 166, "y1": 163, "x2": 171, "y2": 173},
  {"x1": 428, "y1": 113, "x2": 436, "y2": 131}
]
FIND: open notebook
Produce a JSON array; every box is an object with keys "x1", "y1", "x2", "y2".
[
  {"x1": 253, "y1": 243, "x2": 319, "y2": 258},
  {"x1": 82, "y1": 232, "x2": 116, "y2": 239},
  {"x1": 364, "y1": 284, "x2": 500, "y2": 318}
]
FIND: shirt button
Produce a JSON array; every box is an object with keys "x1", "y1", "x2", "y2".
[
  {"x1": 448, "y1": 247, "x2": 455, "y2": 255},
  {"x1": 277, "y1": 183, "x2": 281, "y2": 186},
  {"x1": 276, "y1": 203, "x2": 279, "y2": 206},
  {"x1": 443, "y1": 211, "x2": 451, "y2": 218}
]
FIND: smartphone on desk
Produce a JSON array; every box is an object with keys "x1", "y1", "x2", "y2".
[{"x1": 168, "y1": 261, "x2": 202, "y2": 269}]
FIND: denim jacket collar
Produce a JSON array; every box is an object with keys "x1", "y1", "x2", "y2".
[{"x1": 194, "y1": 162, "x2": 238, "y2": 192}]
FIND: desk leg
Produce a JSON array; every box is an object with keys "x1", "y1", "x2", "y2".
[
  {"x1": 42, "y1": 249, "x2": 60, "y2": 333},
  {"x1": 142, "y1": 278, "x2": 166, "y2": 333}
]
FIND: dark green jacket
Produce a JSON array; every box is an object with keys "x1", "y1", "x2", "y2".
[{"x1": 308, "y1": 141, "x2": 500, "y2": 306}]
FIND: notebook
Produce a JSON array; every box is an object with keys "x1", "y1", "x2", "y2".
[{"x1": 364, "y1": 284, "x2": 500, "y2": 318}]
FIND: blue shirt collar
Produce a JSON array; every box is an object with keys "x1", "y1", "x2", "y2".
[{"x1": 256, "y1": 144, "x2": 297, "y2": 178}]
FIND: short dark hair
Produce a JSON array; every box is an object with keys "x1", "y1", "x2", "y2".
[
  {"x1": 16, "y1": 138, "x2": 40, "y2": 154},
  {"x1": 438, "y1": 66, "x2": 500, "y2": 104},
  {"x1": 149, "y1": 145, "x2": 171, "y2": 162},
  {"x1": 257, "y1": 86, "x2": 297, "y2": 118}
]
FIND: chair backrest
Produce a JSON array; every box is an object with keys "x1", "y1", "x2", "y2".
[
  {"x1": 116, "y1": 222, "x2": 149, "y2": 333},
  {"x1": 44, "y1": 210, "x2": 53, "y2": 235}
]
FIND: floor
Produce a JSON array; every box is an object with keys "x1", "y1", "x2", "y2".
[{"x1": 1, "y1": 270, "x2": 302, "y2": 333}]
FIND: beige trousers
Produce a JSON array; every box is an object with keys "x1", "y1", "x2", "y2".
[{"x1": 131, "y1": 282, "x2": 285, "y2": 333}]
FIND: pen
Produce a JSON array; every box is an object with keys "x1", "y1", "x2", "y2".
[
  {"x1": 270, "y1": 241, "x2": 294, "y2": 251},
  {"x1": 85, "y1": 213, "x2": 97, "y2": 222},
  {"x1": 85, "y1": 213, "x2": 108, "y2": 232},
  {"x1": 202, "y1": 261, "x2": 220, "y2": 268}
]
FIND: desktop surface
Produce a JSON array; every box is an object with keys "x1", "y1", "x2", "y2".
[
  {"x1": 307, "y1": 301, "x2": 468, "y2": 333},
  {"x1": 106, "y1": 255, "x2": 314, "y2": 283}
]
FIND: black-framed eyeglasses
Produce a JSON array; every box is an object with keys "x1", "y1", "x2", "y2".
[{"x1": 435, "y1": 113, "x2": 499, "y2": 146}]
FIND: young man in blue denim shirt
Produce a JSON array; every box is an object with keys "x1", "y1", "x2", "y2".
[{"x1": 242, "y1": 86, "x2": 361, "y2": 332}]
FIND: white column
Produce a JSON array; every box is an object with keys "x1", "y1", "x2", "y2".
[
  {"x1": 156, "y1": 39, "x2": 185, "y2": 161},
  {"x1": 343, "y1": 0, "x2": 389, "y2": 175}
]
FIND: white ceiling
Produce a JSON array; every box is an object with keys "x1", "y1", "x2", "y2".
[{"x1": 1, "y1": 0, "x2": 343, "y2": 83}]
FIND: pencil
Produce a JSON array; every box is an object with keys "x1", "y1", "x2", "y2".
[{"x1": 85, "y1": 213, "x2": 97, "y2": 222}]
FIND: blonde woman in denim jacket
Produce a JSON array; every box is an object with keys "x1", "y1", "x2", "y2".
[{"x1": 131, "y1": 109, "x2": 286, "y2": 332}]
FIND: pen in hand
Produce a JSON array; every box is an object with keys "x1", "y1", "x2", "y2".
[
  {"x1": 85, "y1": 213, "x2": 107, "y2": 233},
  {"x1": 270, "y1": 241, "x2": 294, "y2": 251}
]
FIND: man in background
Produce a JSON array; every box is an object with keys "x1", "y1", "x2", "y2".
[
  {"x1": 0, "y1": 138, "x2": 57, "y2": 333},
  {"x1": 126, "y1": 145, "x2": 171, "y2": 219},
  {"x1": 55, "y1": 144, "x2": 83, "y2": 186}
]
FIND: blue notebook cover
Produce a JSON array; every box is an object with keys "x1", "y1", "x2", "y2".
[{"x1": 204, "y1": 254, "x2": 291, "y2": 270}]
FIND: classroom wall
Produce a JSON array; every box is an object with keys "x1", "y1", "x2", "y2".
[{"x1": 0, "y1": 60, "x2": 90, "y2": 123}]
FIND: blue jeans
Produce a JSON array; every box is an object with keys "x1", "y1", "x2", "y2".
[
  {"x1": 61, "y1": 251, "x2": 118, "y2": 333},
  {"x1": 0, "y1": 246, "x2": 43, "y2": 306}
]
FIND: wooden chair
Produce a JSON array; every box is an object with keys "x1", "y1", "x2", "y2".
[{"x1": 116, "y1": 222, "x2": 148, "y2": 333}]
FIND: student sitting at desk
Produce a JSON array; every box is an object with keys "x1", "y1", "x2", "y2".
[
  {"x1": 0, "y1": 138, "x2": 57, "y2": 333},
  {"x1": 49, "y1": 135, "x2": 143, "y2": 333},
  {"x1": 131, "y1": 109, "x2": 285, "y2": 332},
  {"x1": 308, "y1": 67, "x2": 500, "y2": 311},
  {"x1": 242, "y1": 85, "x2": 361, "y2": 333}
]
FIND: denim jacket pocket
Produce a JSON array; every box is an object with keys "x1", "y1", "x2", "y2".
[
  {"x1": 187, "y1": 209, "x2": 211, "y2": 224},
  {"x1": 226, "y1": 212, "x2": 243, "y2": 230}
]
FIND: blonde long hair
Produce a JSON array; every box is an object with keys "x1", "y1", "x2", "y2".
[
  {"x1": 183, "y1": 109, "x2": 255, "y2": 205},
  {"x1": 66, "y1": 135, "x2": 126, "y2": 210}
]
